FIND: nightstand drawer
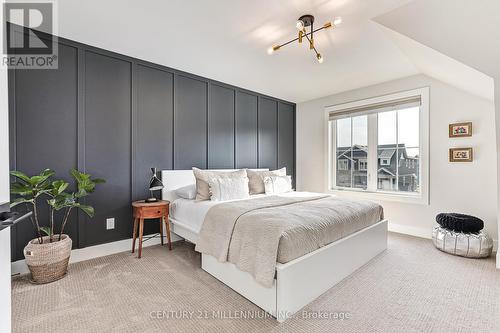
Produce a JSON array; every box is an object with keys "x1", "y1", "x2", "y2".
[{"x1": 134, "y1": 206, "x2": 167, "y2": 218}]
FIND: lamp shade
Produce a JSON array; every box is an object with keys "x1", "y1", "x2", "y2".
[{"x1": 148, "y1": 168, "x2": 164, "y2": 191}]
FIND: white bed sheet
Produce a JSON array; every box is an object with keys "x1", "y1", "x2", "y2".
[{"x1": 169, "y1": 191, "x2": 322, "y2": 234}]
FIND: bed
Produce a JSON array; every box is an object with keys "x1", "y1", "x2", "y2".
[{"x1": 162, "y1": 169, "x2": 388, "y2": 322}]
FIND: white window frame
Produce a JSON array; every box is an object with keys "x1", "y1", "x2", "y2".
[{"x1": 325, "y1": 87, "x2": 430, "y2": 205}]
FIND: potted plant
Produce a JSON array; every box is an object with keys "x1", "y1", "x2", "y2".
[{"x1": 10, "y1": 169, "x2": 104, "y2": 284}]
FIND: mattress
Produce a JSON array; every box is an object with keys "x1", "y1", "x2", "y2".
[
  {"x1": 169, "y1": 192, "x2": 321, "y2": 234},
  {"x1": 195, "y1": 194, "x2": 384, "y2": 286},
  {"x1": 169, "y1": 198, "x2": 217, "y2": 233},
  {"x1": 171, "y1": 192, "x2": 383, "y2": 264}
]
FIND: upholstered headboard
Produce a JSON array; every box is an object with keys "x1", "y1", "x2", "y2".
[{"x1": 161, "y1": 169, "x2": 269, "y2": 202}]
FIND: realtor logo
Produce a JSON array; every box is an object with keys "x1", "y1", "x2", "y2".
[{"x1": 2, "y1": 1, "x2": 58, "y2": 69}]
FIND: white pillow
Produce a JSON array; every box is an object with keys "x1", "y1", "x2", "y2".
[
  {"x1": 247, "y1": 168, "x2": 286, "y2": 194},
  {"x1": 192, "y1": 168, "x2": 247, "y2": 200},
  {"x1": 175, "y1": 184, "x2": 197, "y2": 200},
  {"x1": 263, "y1": 175, "x2": 292, "y2": 195},
  {"x1": 208, "y1": 176, "x2": 250, "y2": 201}
]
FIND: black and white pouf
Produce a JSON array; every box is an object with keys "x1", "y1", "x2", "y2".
[{"x1": 432, "y1": 213, "x2": 493, "y2": 258}]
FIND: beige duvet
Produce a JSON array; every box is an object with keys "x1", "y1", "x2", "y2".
[{"x1": 195, "y1": 195, "x2": 384, "y2": 288}]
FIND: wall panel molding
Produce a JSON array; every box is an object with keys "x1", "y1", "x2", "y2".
[
  {"x1": 208, "y1": 83, "x2": 235, "y2": 168},
  {"x1": 7, "y1": 23, "x2": 295, "y2": 260},
  {"x1": 258, "y1": 97, "x2": 278, "y2": 170}
]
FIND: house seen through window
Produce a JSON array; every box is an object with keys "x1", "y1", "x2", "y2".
[{"x1": 328, "y1": 92, "x2": 424, "y2": 196}]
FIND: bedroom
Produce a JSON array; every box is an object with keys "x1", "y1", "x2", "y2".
[{"x1": 0, "y1": 0, "x2": 499, "y2": 332}]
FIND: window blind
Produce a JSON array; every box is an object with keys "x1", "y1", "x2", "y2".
[{"x1": 328, "y1": 96, "x2": 421, "y2": 120}]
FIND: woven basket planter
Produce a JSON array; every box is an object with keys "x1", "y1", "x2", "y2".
[{"x1": 24, "y1": 234, "x2": 72, "y2": 284}]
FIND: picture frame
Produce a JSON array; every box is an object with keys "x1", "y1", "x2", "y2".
[
  {"x1": 449, "y1": 148, "x2": 473, "y2": 162},
  {"x1": 449, "y1": 122, "x2": 472, "y2": 137}
]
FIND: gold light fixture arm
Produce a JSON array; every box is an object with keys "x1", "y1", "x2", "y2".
[
  {"x1": 303, "y1": 32, "x2": 320, "y2": 58},
  {"x1": 267, "y1": 14, "x2": 340, "y2": 63},
  {"x1": 271, "y1": 22, "x2": 332, "y2": 51}
]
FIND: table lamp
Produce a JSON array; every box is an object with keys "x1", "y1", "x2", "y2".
[{"x1": 146, "y1": 167, "x2": 163, "y2": 203}]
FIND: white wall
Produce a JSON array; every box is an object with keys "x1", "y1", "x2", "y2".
[
  {"x1": 0, "y1": 15, "x2": 11, "y2": 331},
  {"x1": 0, "y1": 228, "x2": 11, "y2": 333},
  {"x1": 0, "y1": 59, "x2": 8, "y2": 205},
  {"x1": 297, "y1": 74, "x2": 498, "y2": 245},
  {"x1": 495, "y1": 80, "x2": 500, "y2": 267}
]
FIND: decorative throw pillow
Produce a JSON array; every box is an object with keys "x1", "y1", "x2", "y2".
[
  {"x1": 263, "y1": 175, "x2": 292, "y2": 195},
  {"x1": 247, "y1": 168, "x2": 286, "y2": 194},
  {"x1": 192, "y1": 168, "x2": 247, "y2": 200},
  {"x1": 175, "y1": 184, "x2": 197, "y2": 200},
  {"x1": 208, "y1": 176, "x2": 250, "y2": 201}
]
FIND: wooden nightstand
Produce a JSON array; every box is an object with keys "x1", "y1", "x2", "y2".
[{"x1": 131, "y1": 200, "x2": 171, "y2": 258}]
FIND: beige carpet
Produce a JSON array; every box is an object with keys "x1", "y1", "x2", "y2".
[{"x1": 12, "y1": 233, "x2": 500, "y2": 333}]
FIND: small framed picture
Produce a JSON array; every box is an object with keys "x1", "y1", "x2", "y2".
[
  {"x1": 449, "y1": 122, "x2": 472, "y2": 137},
  {"x1": 449, "y1": 148, "x2": 473, "y2": 162}
]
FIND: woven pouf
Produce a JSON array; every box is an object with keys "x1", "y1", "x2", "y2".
[
  {"x1": 432, "y1": 226, "x2": 493, "y2": 258},
  {"x1": 24, "y1": 234, "x2": 72, "y2": 284}
]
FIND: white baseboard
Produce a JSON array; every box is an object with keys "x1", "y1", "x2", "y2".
[
  {"x1": 11, "y1": 233, "x2": 182, "y2": 276},
  {"x1": 388, "y1": 222, "x2": 431, "y2": 239},
  {"x1": 389, "y1": 222, "x2": 499, "y2": 263},
  {"x1": 13, "y1": 225, "x2": 500, "y2": 273}
]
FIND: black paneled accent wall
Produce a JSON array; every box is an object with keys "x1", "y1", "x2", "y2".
[
  {"x1": 8, "y1": 27, "x2": 296, "y2": 261},
  {"x1": 235, "y1": 92, "x2": 259, "y2": 168}
]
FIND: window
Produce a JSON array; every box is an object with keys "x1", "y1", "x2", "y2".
[
  {"x1": 377, "y1": 107, "x2": 420, "y2": 192},
  {"x1": 380, "y1": 158, "x2": 390, "y2": 166},
  {"x1": 358, "y1": 159, "x2": 367, "y2": 171},
  {"x1": 326, "y1": 88, "x2": 429, "y2": 204},
  {"x1": 334, "y1": 115, "x2": 368, "y2": 189},
  {"x1": 338, "y1": 159, "x2": 348, "y2": 171}
]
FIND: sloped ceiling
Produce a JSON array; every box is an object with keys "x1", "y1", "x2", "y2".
[
  {"x1": 48, "y1": 0, "x2": 419, "y2": 103},
  {"x1": 376, "y1": 24, "x2": 494, "y2": 101},
  {"x1": 374, "y1": 0, "x2": 500, "y2": 81},
  {"x1": 15, "y1": 0, "x2": 495, "y2": 102}
]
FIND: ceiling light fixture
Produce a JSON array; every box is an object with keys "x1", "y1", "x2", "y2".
[
  {"x1": 333, "y1": 17, "x2": 343, "y2": 26},
  {"x1": 268, "y1": 14, "x2": 341, "y2": 63},
  {"x1": 316, "y1": 53, "x2": 323, "y2": 63}
]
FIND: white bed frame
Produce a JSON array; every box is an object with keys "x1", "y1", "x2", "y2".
[{"x1": 162, "y1": 169, "x2": 388, "y2": 322}]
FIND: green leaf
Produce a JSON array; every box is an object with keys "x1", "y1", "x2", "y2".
[
  {"x1": 10, "y1": 182, "x2": 33, "y2": 196},
  {"x1": 39, "y1": 226, "x2": 52, "y2": 237},
  {"x1": 75, "y1": 189, "x2": 88, "y2": 198},
  {"x1": 78, "y1": 204, "x2": 94, "y2": 218},
  {"x1": 70, "y1": 169, "x2": 84, "y2": 182},
  {"x1": 10, "y1": 170, "x2": 31, "y2": 184},
  {"x1": 39, "y1": 169, "x2": 55, "y2": 177},
  {"x1": 47, "y1": 192, "x2": 74, "y2": 210},
  {"x1": 10, "y1": 197, "x2": 32, "y2": 208},
  {"x1": 30, "y1": 169, "x2": 54, "y2": 186},
  {"x1": 30, "y1": 175, "x2": 50, "y2": 186},
  {"x1": 92, "y1": 178, "x2": 106, "y2": 184},
  {"x1": 50, "y1": 180, "x2": 69, "y2": 196},
  {"x1": 70, "y1": 169, "x2": 104, "y2": 198}
]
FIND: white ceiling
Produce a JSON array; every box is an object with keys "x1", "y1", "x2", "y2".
[
  {"x1": 374, "y1": 0, "x2": 500, "y2": 78},
  {"x1": 50, "y1": 0, "x2": 421, "y2": 103},
  {"x1": 26, "y1": 0, "x2": 494, "y2": 103},
  {"x1": 377, "y1": 24, "x2": 494, "y2": 101}
]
